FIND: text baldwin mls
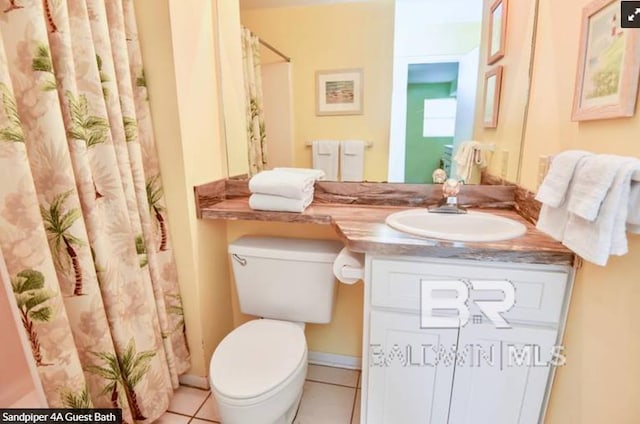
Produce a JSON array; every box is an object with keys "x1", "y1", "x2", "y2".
[{"x1": 0, "y1": 409, "x2": 122, "y2": 424}]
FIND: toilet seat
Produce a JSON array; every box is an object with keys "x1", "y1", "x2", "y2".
[{"x1": 210, "y1": 319, "x2": 307, "y2": 403}]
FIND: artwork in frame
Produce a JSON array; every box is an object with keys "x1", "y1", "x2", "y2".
[
  {"x1": 571, "y1": 0, "x2": 640, "y2": 121},
  {"x1": 316, "y1": 69, "x2": 363, "y2": 116},
  {"x1": 487, "y1": 0, "x2": 508, "y2": 65},
  {"x1": 483, "y1": 66, "x2": 504, "y2": 128}
]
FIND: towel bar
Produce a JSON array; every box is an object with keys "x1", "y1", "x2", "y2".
[{"x1": 305, "y1": 140, "x2": 373, "y2": 148}]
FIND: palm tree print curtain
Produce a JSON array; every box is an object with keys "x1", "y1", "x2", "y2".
[
  {"x1": 0, "y1": 0, "x2": 190, "y2": 422},
  {"x1": 241, "y1": 27, "x2": 267, "y2": 175}
]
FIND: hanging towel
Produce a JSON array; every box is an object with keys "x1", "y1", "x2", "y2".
[
  {"x1": 567, "y1": 155, "x2": 627, "y2": 221},
  {"x1": 535, "y1": 150, "x2": 592, "y2": 208},
  {"x1": 249, "y1": 193, "x2": 313, "y2": 213},
  {"x1": 627, "y1": 181, "x2": 640, "y2": 233},
  {"x1": 273, "y1": 167, "x2": 326, "y2": 180},
  {"x1": 249, "y1": 169, "x2": 314, "y2": 199},
  {"x1": 312, "y1": 140, "x2": 339, "y2": 180},
  {"x1": 562, "y1": 158, "x2": 640, "y2": 266},
  {"x1": 340, "y1": 140, "x2": 365, "y2": 182},
  {"x1": 454, "y1": 141, "x2": 488, "y2": 182}
]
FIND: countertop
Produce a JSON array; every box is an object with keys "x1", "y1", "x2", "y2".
[{"x1": 198, "y1": 194, "x2": 574, "y2": 266}]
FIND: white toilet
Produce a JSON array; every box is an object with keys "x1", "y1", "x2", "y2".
[{"x1": 209, "y1": 236, "x2": 343, "y2": 424}]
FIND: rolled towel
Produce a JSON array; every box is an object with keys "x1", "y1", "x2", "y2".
[
  {"x1": 536, "y1": 150, "x2": 592, "y2": 208},
  {"x1": 249, "y1": 193, "x2": 313, "y2": 213},
  {"x1": 249, "y1": 170, "x2": 315, "y2": 199},
  {"x1": 273, "y1": 167, "x2": 326, "y2": 180}
]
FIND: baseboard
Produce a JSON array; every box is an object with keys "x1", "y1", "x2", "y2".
[
  {"x1": 178, "y1": 374, "x2": 210, "y2": 390},
  {"x1": 308, "y1": 351, "x2": 361, "y2": 370}
]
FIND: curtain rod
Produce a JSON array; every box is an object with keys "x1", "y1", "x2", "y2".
[{"x1": 258, "y1": 39, "x2": 291, "y2": 63}]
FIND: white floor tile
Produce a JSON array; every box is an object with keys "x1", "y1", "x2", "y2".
[
  {"x1": 195, "y1": 393, "x2": 221, "y2": 421},
  {"x1": 152, "y1": 412, "x2": 190, "y2": 424},
  {"x1": 167, "y1": 386, "x2": 209, "y2": 416},
  {"x1": 191, "y1": 419, "x2": 217, "y2": 423},
  {"x1": 306, "y1": 365, "x2": 359, "y2": 387},
  {"x1": 351, "y1": 389, "x2": 361, "y2": 424},
  {"x1": 294, "y1": 381, "x2": 356, "y2": 424}
]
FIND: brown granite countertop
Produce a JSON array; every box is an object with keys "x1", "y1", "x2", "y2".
[{"x1": 196, "y1": 183, "x2": 574, "y2": 266}]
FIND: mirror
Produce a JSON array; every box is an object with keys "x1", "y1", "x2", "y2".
[{"x1": 220, "y1": 0, "x2": 538, "y2": 184}]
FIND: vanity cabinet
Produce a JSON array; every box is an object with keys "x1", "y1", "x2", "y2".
[{"x1": 362, "y1": 255, "x2": 573, "y2": 424}]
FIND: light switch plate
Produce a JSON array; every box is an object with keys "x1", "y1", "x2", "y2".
[
  {"x1": 538, "y1": 156, "x2": 550, "y2": 188},
  {"x1": 501, "y1": 150, "x2": 509, "y2": 179}
]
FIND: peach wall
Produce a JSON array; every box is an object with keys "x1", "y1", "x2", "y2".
[
  {"x1": 512, "y1": 0, "x2": 640, "y2": 422},
  {"x1": 241, "y1": 1, "x2": 394, "y2": 181},
  {"x1": 135, "y1": 0, "x2": 234, "y2": 378}
]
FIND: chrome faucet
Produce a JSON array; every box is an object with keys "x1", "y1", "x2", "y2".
[{"x1": 428, "y1": 178, "x2": 467, "y2": 214}]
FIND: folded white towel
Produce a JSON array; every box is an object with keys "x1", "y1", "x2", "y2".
[
  {"x1": 627, "y1": 181, "x2": 640, "y2": 233},
  {"x1": 567, "y1": 155, "x2": 627, "y2": 221},
  {"x1": 249, "y1": 170, "x2": 315, "y2": 199},
  {"x1": 454, "y1": 141, "x2": 488, "y2": 183},
  {"x1": 535, "y1": 150, "x2": 592, "y2": 208},
  {"x1": 249, "y1": 193, "x2": 313, "y2": 213},
  {"x1": 312, "y1": 140, "x2": 339, "y2": 180},
  {"x1": 273, "y1": 167, "x2": 326, "y2": 180},
  {"x1": 340, "y1": 140, "x2": 365, "y2": 182},
  {"x1": 562, "y1": 158, "x2": 640, "y2": 266}
]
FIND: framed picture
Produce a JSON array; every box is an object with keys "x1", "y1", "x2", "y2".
[
  {"x1": 572, "y1": 0, "x2": 640, "y2": 121},
  {"x1": 483, "y1": 66, "x2": 504, "y2": 128},
  {"x1": 316, "y1": 68, "x2": 363, "y2": 116},
  {"x1": 487, "y1": 0, "x2": 508, "y2": 64}
]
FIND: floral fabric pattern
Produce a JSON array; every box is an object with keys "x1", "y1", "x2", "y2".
[
  {"x1": 0, "y1": 1, "x2": 190, "y2": 422},
  {"x1": 241, "y1": 26, "x2": 267, "y2": 175}
]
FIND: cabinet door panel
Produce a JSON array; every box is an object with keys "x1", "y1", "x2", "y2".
[
  {"x1": 366, "y1": 310, "x2": 458, "y2": 424},
  {"x1": 449, "y1": 324, "x2": 559, "y2": 424}
]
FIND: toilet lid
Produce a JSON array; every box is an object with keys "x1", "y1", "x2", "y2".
[{"x1": 210, "y1": 319, "x2": 306, "y2": 400}]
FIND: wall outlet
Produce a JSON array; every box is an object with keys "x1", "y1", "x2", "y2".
[
  {"x1": 500, "y1": 150, "x2": 509, "y2": 179},
  {"x1": 538, "y1": 156, "x2": 550, "y2": 188}
]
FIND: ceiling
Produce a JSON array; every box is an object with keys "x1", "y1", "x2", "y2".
[
  {"x1": 407, "y1": 62, "x2": 459, "y2": 84},
  {"x1": 240, "y1": 0, "x2": 369, "y2": 9}
]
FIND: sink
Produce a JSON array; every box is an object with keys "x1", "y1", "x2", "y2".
[{"x1": 385, "y1": 209, "x2": 527, "y2": 242}]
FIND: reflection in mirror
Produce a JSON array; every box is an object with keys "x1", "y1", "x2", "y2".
[{"x1": 222, "y1": 0, "x2": 538, "y2": 184}]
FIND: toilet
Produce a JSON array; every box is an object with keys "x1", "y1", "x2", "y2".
[{"x1": 209, "y1": 236, "x2": 343, "y2": 424}]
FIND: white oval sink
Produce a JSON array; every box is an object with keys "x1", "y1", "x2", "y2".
[{"x1": 385, "y1": 209, "x2": 527, "y2": 242}]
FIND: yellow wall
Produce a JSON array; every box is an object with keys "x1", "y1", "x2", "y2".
[
  {"x1": 473, "y1": 0, "x2": 537, "y2": 182},
  {"x1": 135, "y1": 0, "x2": 234, "y2": 378},
  {"x1": 241, "y1": 1, "x2": 394, "y2": 181},
  {"x1": 499, "y1": 0, "x2": 640, "y2": 422},
  {"x1": 225, "y1": 221, "x2": 364, "y2": 358}
]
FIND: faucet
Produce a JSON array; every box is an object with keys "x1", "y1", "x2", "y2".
[{"x1": 428, "y1": 178, "x2": 467, "y2": 214}]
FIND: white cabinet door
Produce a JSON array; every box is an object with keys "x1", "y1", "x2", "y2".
[
  {"x1": 366, "y1": 310, "x2": 458, "y2": 424},
  {"x1": 448, "y1": 324, "x2": 559, "y2": 424}
]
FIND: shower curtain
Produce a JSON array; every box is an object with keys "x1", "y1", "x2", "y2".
[
  {"x1": 241, "y1": 27, "x2": 267, "y2": 175},
  {"x1": 0, "y1": 0, "x2": 189, "y2": 422}
]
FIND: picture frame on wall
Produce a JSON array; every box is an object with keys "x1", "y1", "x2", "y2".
[
  {"x1": 316, "y1": 68, "x2": 363, "y2": 116},
  {"x1": 483, "y1": 66, "x2": 504, "y2": 128},
  {"x1": 487, "y1": 0, "x2": 508, "y2": 64},
  {"x1": 571, "y1": 0, "x2": 640, "y2": 121}
]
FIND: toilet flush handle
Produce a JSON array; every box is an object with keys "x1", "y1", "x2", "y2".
[{"x1": 232, "y1": 254, "x2": 247, "y2": 266}]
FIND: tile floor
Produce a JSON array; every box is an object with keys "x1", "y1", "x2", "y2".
[{"x1": 155, "y1": 364, "x2": 362, "y2": 424}]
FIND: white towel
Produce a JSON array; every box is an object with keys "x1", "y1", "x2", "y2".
[
  {"x1": 249, "y1": 193, "x2": 313, "y2": 213},
  {"x1": 312, "y1": 140, "x2": 339, "y2": 180},
  {"x1": 536, "y1": 152, "x2": 591, "y2": 241},
  {"x1": 567, "y1": 155, "x2": 626, "y2": 221},
  {"x1": 536, "y1": 150, "x2": 592, "y2": 208},
  {"x1": 249, "y1": 170, "x2": 314, "y2": 199},
  {"x1": 273, "y1": 167, "x2": 326, "y2": 180},
  {"x1": 454, "y1": 141, "x2": 488, "y2": 183},
  {"x1": 627, "y1": 181, "x2": 640, "y2": 233},
  {"x1": 340, "y1": 140, "x2": 365, "y2": 182},
  {"x1": 562, "y1": 158, "x2": 640, "y2": 266}
]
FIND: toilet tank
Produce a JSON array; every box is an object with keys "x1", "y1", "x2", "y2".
[{"x1": 228, "y1": 236, "x2": 343, "y2": 323}]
